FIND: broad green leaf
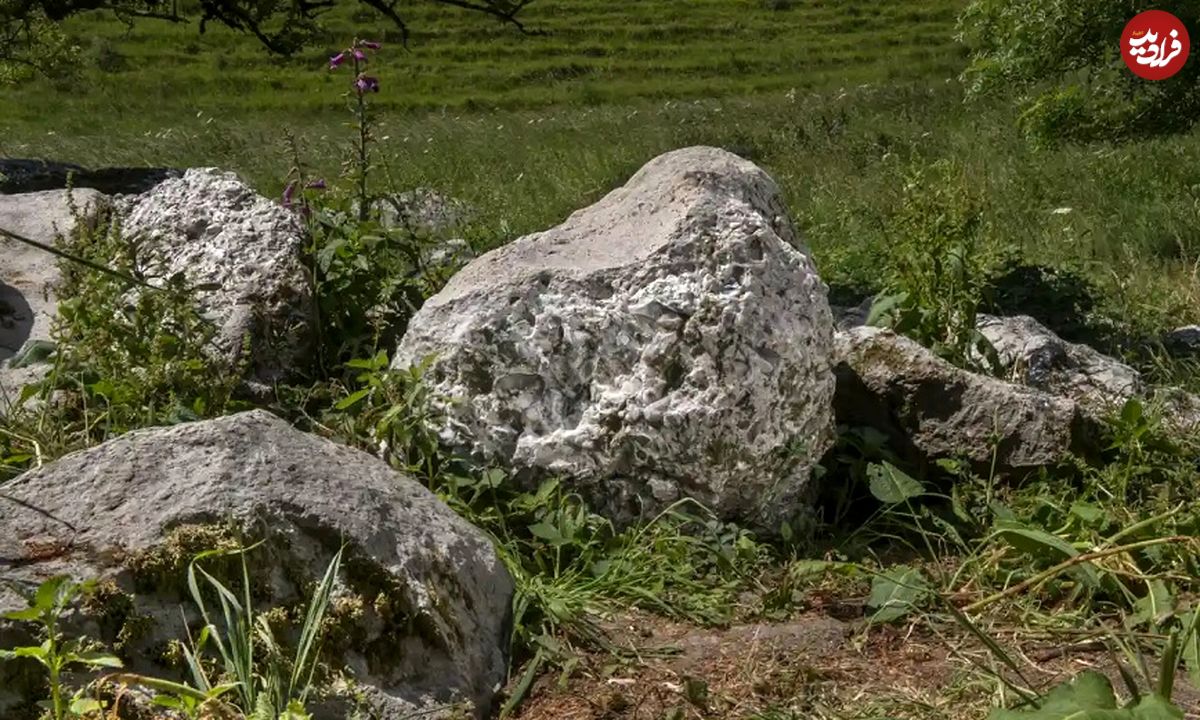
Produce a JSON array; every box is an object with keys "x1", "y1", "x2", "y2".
[
  {"x1": 528, "y1": 522, "x2": 563, "y2": 545},
  {"x1": 1131, "y1": 581, "x2": 1175, "y2": 629},
  {"x1": 334, "y1": 387, "x2": 372, "y2": 410},
  {"x1": 69, "y1": 698, "x2": 102, "y2": 715},
  {"x1": 867, "y1": 566, "x2": 928, "y2": 623},
  {"x1": 9, "y1": 339, "x2": 56, "y2": 368},
  {"x1": 993, "y1": 525, "x2": 1100, "y2": 589},
  {"x1": 989, "y1": 671, "x2": 1116, "y2": 718},
  {"x1": 0, "y1": 644, "x2": 50, "y2": 662},
  {"x1": 988, "y1": 670, "x2": 1184, "y2": 719},
  {"x1": 34, "y1": 575, "x2": 73, "y2": 612},
  {"x1": 1181, "y1": 611, "x2": 1200, "y2": 691},
  {"x1": 867, "y1": 461, "x2": 924, "y2": 504},
  {"x1": 866, "y1": 292, "x2": 907, "y2": 327},
  {"x1": 2, "y1": 607, "x2": 43, "y2": 622}
]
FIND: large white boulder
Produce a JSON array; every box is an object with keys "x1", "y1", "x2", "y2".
[{"x1": 395, "y1": 147, "x2": 836, "y2": 529}]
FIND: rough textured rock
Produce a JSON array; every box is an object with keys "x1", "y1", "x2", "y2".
[
  {"x1": 119, "y1": 169, "x2": 313, "y2": 382},
  {"x1": 834, "y1": 326, "x2": 1097, "y2": 472},
  {"x1": 0, "y1": 410, "x2": 512, "y2": 720},
  {"x1": 0, "y1": 159, "x2": 180, "y2": 195},
  {"x1": 0, "y1": 189, "x2": 105, "y2": 410},
  {"x1": 978, "y1": 314, "x2": 1143, "y2": 416},
  {"x1": 395, "y1": 146, "x2": 835, "y2": 528}
]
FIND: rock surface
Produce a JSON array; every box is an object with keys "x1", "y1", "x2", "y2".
[
  {"x1": 119, "y1": 168, "x2": 313, "y2": 382},
  {"x1": 395, "y1": 146, "x2": 835, "y2": 529},
  {"x1": 978, "y1": 314, "x2": 1143, "y2": 417},
  {"x1": 0, "y1": 410, "x2": 513, "y2": 720},
  {"x1": 0, "y1": 189, "x2": 106, "y2": 410},
  {"x1": 834, "y1": 326, "x2": 1097, "y2": 472},
  {"x1": 378, "y1": 188, "x2": 475, "y2": 238}
]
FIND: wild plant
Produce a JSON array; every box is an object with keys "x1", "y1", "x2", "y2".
[
  {"x1": 0, "y1": 576, "x2": 123, "y2": 720},
  {"x1": 281, "y1": 40, "x2": 450, "y2": 377},
  {"x1": 177, "y1": 542, "x2": 345, "y2": 720},
  {"x1": 868, "y1": 159, "x2": 1005, "y2": 373}
]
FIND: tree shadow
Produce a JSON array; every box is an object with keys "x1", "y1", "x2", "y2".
[{"x1": 0, "y1": 281, "x2": 34, "y2": 364}]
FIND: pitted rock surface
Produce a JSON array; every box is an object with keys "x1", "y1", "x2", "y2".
[
  {"x1": 0, "y1": 410, "x2": 512, "y2": 720},
  {"x1": 395, "y1": 146, "x2": 835, "y2": 528},
  {"x1": 119, "y1": 169, "x2": 312, "y2": 381}
]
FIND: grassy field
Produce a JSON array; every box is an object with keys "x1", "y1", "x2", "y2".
[{"x1": 6, "y1": 2, "x2": 1200, "y2": 718}]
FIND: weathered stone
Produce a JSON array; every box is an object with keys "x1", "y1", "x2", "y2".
[
  {"x1": 977, "y1": 314, "x2": 1143, "y2": 417},
  {"x1": 119, "y1": 169, "x2": 313, "y2": 382},
  {"x1": 0, "y1": 189, "x2": 105, "y2": 411},
  {"x1": 834, "y1": 326, "x2": 1097, "y2": 472},
  {"x1": 0, "y1": 410, "x2": 512, "y2": 720},
  {"x1": 395, "y1": 146, "x2": 835, "y2": 529}
]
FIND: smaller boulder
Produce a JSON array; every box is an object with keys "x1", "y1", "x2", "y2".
[
  {"x1": 977, "y1": 314, "x2": 1142, "y2": 416},
  {"x1": 0, "y1": 410, "x2": 513, "y2": 720},
  {"x1": 0, "y1": 188, "x2": 106, "y2": 412},
  {"x1": 834, "y1": 326, "x2": 1097, "y2": 472},
  {"x1": 119, "y1": 169, "x2": 313, "y2": 382},
  {"x1": 377, "y1": 188, "x2": 474, "y2": 238}
]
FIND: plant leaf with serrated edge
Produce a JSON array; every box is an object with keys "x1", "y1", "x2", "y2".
[{"x1": 867, "y1": 461, "x2": 924, "y2": 504}]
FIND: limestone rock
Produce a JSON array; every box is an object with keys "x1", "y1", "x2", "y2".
[
  {"x1": 119, "y1": 169, "x2": 313, "y2": 382},
  {"x1": 834, "y1": 326, "x2": 1097, "y2": 472},
  {"x1": 377, "y1": 188, "x2": 474, "y2": 238},
  {"x1": 0, "y1": 410, "x2": 512, "y2": 720},
  {"x1": 977, "y1": 314, "x2": 1143, "y2": 416},
  {"x1": 395, "y1": 146, "x2": 836, "y2": 529},
  {"x1": 0, "y1": 189, "x2": 105, "y2": 411}
]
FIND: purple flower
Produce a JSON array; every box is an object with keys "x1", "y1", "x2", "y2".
[
  {"x1": 329, "y1": 52, "x2": 346, "y2": 70},
  {"x1": 353, "y1": 49, "x2": 367, "y2": 62},
  {"x1": 354, "y1": 75, "x2": 380, "y2": 93},
  {"x1": 305, "y1": 178, "x2": 327, "y2": 190},
  {"x1": 358, "y1": 40, "x2": 381, "y2": 49},
  {"x1": 281, "y1": 181, "x2": 297, "y2": 208}
]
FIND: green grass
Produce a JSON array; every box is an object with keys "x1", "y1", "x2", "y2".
[{"x1": 0, "y1": 0, "x2": 965, "y2": 123}]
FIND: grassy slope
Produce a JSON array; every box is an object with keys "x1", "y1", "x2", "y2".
[
  {"x1": 3, "y1": 0, "x2": 1199, "y2": 342},
  {"x1": 1, "y1": 0, "x2": 964, "y2": 121}
]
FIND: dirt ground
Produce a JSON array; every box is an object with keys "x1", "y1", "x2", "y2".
[{"x1": 508, "y1": 609, "x2": 1200, "y2": 720}]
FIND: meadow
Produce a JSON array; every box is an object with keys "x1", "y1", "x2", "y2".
[{"x1": 5, "y1": 1, "x2": 1200, "y2": 718}]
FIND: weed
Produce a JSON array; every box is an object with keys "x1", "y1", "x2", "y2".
[
  {"x1": 0, "y1": 577, "x2": 123, "y2": 720},
  {"x1": 868, "y1": 159, "x2": 1005, "y2": 373}
]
